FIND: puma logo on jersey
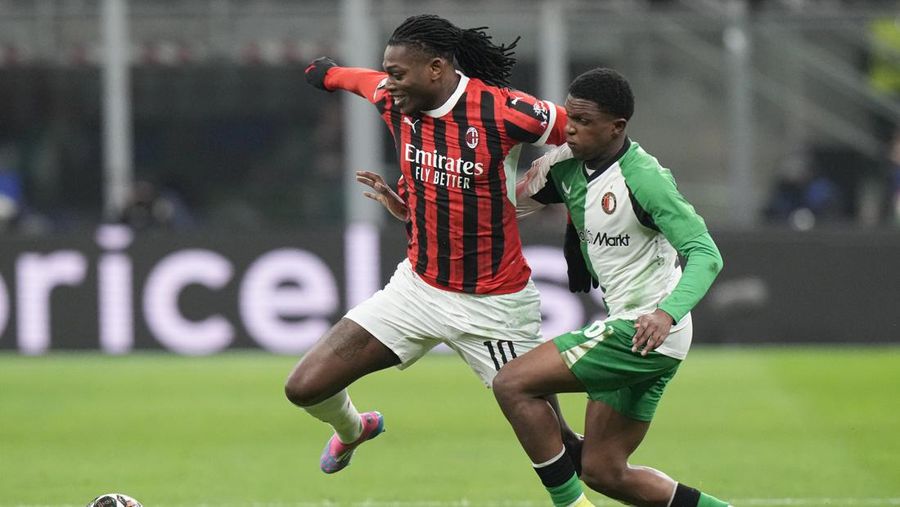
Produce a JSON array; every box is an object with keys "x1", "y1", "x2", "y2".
[
  {"x1": 510, "y1": 96, "x2": 522, "y2": 106},
  {"x1": 403, "y1": 117, "x2": 420, "y2": 133}
]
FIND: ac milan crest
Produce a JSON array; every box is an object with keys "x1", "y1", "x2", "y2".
[
  {"x1": 601, "y1": 192, "x2": 617, "y2": 214},
  {"x1": 465, "y1": 127, "x2": 479, "y2": 149}
]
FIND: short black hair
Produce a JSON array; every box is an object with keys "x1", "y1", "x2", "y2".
[
  {"x1": 568, "y1": 68, "x2": 634, "y2": 120},
  {"x1": 388, "y1": 14, "x2": 519, "y2": 88}
]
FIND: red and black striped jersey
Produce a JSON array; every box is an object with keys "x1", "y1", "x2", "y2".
[{"x1": 325, "y1": 67, "x2": 567, "y2": 294}]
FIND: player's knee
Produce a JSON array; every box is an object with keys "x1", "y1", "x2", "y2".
[
  {"x1": 491, "y1": 366, "x2": 523, "y2": 403},
  {"x1": 284, "y1": 366, "x2": 326, "y2": 407},
  {"x1": 580, "y1": 456, "x2": 627, "y2": 495}
]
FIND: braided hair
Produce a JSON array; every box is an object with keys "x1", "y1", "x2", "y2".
[{"x1": 388, "y1": 14, "x2": 519, "y2": 88}]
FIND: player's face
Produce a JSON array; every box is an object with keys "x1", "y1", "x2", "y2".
[
  {"x1": 383, "y1": 44, "x2": 442, "y2": 115},
  {"x1": 564, "y1": 96, "x2": 627, "y2": 163}
]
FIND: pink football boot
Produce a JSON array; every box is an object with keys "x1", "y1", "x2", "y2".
[{"x1": 319, "y1": 411, "x2": 385, "y2": 474}]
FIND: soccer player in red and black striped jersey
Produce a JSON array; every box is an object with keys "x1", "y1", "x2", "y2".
[
  {"x1": 284, "y1": 16, "x2": 587, "y2": 502},
  {"x1": 322, "y1": 42, "x2": 563, "y2": 294}
]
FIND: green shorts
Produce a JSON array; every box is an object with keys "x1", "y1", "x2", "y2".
[{"x1": 553, "y1": 319, "x2": 681, "y2": 422}]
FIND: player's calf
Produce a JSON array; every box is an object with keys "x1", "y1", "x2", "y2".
[
  {"x1": 579, "y1": 459, "x2": 632, "y2": 502},
  {"x1": 529, "y1": 447, "x2": 593, "y2": 507}
]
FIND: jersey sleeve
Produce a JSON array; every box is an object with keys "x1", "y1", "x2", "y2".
[
  {"x1": 658, "y1": 232, "x2": 723, "y2": 323},
  {"x1": 516, "y1": 155, "x2": 553, "y2": 218},
  {"x1": 323, "y1": 67, "x2": 389, "y2": 104},
  {"x1": 500, "y1": 89, "x2": 567, "y2": 146},
  {"x1": 625, "y1": 162, "x2": 708, "y2": 251},
  {"x1": 624, "y1": 161, "x2": 722, "y2": 322},
  {"x1": 517, "y1": 146, "x2": 568, "y2": 202}
]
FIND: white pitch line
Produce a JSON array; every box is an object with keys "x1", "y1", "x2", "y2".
[
  {"x1": 733, "y1": 501, "x2": 900, "y2": 506},
  {"x1": 8, "y1": 499, "x2": 900, "y2": 507}
]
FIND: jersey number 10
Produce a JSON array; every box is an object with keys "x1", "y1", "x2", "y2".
[{"x1": 483, "y1": 340, "x2": 517, "y2": 371}]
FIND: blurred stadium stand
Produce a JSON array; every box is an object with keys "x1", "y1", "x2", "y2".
[{"x1": 0, "y1": 0, "x2": 897, "y2": 231}]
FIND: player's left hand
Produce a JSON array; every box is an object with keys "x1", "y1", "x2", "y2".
[
  {"x1": 356, "y1": 170, "x2": 409, "y2": 222},
  {"x1": 632, "y1": 309, "x2": 675, "y2": 356},
  {"x1": 305, "y1": 56, "x2": 338, "y2": 91}
]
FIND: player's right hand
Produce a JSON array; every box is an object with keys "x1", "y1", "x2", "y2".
[
  {"x1": 305, "y1": 57, "x2": 338, "y2": 91},
  {"x1": 632, "y1": 309, "x2": 675, "y2": 356},
  {"x1": 356, "y1": 170, "x2": 409, "y2": 222},
  {"x1": 564, "y1": 221, "x2": 599, "y2": 293}
]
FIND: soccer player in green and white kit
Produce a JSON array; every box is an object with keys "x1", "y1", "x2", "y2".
[{"x1": 492, "y1": 68, "x2": 732, "y2": 507}]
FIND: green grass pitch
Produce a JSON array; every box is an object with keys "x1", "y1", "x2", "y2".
[{"x1": 1, "y1": 347, "x2": 898, "y2": 506}]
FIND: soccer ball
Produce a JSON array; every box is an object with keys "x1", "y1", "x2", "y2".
[{"x1": 85, "y1": 493, "x2": 143, "y2": 507}]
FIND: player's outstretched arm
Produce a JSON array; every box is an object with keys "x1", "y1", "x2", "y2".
[
  {"x1": 356, "y1": 170, "x2": 409, "y2": 222},
  {"x1": 305, "y1": 57, "x2": 338, "y2": 91},
  {"x1": 304, "y1": 57, "x2": 388, "y2": 101}
]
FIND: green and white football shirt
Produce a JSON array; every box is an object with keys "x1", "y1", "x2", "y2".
[{"x1": 518, "y1": 139, "x2": 722, "y2": 359}]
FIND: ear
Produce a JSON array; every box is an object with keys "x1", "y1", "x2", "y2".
[
  {"x1": 612, "y1": 118, "x2": 628, "y2": 136},
  {"x1": 428, "y1": 57, "x2": 447, "y2": 81}
]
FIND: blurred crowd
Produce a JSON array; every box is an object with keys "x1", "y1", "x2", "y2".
[
  {"x1": 0, "y1": 1, "x2": 897, "y2": 234},
  {"x1": 763, "y1": 129, "x2": 900, "y2": 230}
]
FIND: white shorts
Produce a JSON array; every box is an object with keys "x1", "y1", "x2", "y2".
[{"x1": 345, "y1": 259, "x2": 544, "y2": 386}]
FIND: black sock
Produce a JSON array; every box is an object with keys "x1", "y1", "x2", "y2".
[
  {"x1": 670, "y1": 483, "x2": 701, "y2": 507},
  {"x1": 533, "y1": 449, "x2": 577, "y2": 488},
  {"x1": 562, "y1": 435, "x2": 583, "y2": 477}
]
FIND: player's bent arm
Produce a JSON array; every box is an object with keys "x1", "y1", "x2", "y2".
[
  {"x1": 657, "y1": 232, "x2": 723, "y2": 323},
  {"x1": 515, "y1": 147, "x2": 568, "y2": 219},
  {"x1": 515, "y1": 195, "x2": 545, "y2": 219},
  {"x1": 622, "y1": 156, "x2": 720, "y2": 322},
  {"x1": 515, "y1": 166, "x2": 549, "y2": 219},
  {"x1": 515, "y1": 155, "x2": 550, "y2": 219}
]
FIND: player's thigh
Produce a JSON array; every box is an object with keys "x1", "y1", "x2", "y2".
[
  {"x1": 555, "y1": 319, "x2": 681, "y2": 422},
  {"x1": 491, "y1": 340, "x2": 586, "y2": 397},
  {"x1": 297, "y1": 318, "x2": 400, "y2": 375},
  {"x1": 449, "y1": 279, "x2": 544, "y2": 386},
  {"x1": 286, "y1": 318, "x2": 400, "y2": 403},
  {"x1": 345, "y1": 259, "x2": 449, "y2": 369}
]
